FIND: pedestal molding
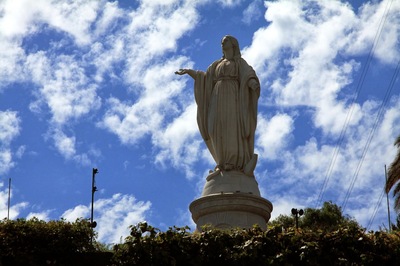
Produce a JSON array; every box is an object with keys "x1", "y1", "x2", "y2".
[{"x1": 190, "y1": 192, "x2": 273, "y2": 231}]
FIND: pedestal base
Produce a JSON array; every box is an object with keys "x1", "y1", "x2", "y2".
[{"x1": 190, "y1": 170, "x2": 273, "y2": 231}]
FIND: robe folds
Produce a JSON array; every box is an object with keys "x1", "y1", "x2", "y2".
[{"x1": 194, "y1": 57, "x2": 259, "y2": 176}]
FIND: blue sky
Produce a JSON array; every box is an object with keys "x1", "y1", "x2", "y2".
[{"x1": 1, "y1": 0, "x2": 400, "y2": 243}]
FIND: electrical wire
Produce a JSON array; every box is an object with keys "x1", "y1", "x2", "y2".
[
  {"x1": 366, "y1": 165, "x2": 391, "y2": 231},
  {"x1": 366, "y1": 187, "x2": 386, "y2": 231},
  {"x1": 315, "y1": 0, "x2": 394, "y2": 208},
  {"x1": 341, "y1": 53, "x2": 400, "y2": 213}
]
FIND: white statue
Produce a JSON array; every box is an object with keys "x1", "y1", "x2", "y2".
[{"x1": 176, "y1": 35, "x2": 260, "y2": 176}]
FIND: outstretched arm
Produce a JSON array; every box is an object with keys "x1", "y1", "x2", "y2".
[{"x1": 175, "y1": 68, "x2": 196, "y2": 79}]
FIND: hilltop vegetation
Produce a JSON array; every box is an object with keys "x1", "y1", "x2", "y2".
[{"x1": 1, "y1": 202, "x2": 400, "y2": 265}]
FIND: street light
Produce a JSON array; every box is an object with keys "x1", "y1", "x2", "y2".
[
  {"x1": 291, "y1": 208, "x2": 304, "y2": 229},
  {"x1": 90, "y1": 168, "x2": 98, "y2": 228},
  {"x1": 7, "y1": 178, "x2": 11, "y2": 220}
]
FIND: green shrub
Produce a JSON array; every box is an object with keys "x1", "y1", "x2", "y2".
[
  {"x1": 2, "y1": 218, "x2": 400, "y2": 265},
  {"x1": 0, "y1": 218, "x2": 102, "y2": 265},
  {"x1": 112, "y1": 222, "x2": 400, "y2": 265}
]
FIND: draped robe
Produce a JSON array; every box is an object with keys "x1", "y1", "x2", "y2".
[{"x1": 194, "y1": 57, "x2": 260, "y2": 176}]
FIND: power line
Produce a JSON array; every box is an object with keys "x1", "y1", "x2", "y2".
[
  {"x1": 366, "y1": 187, "x2": 386, "y2": 231},
  {"x1": 341, "y1": 49, "x2": 400, "y2": 212},
  {"x1": 367, "y1": 165, "x2": 393, "y2": 231},
  {"x1": 315, "y1": 0, "x2": 394, "y2": 208}
]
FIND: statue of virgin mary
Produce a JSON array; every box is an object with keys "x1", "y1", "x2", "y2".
[{"x1": 176, "y1": 35, "x2": 260, "y2": 176}]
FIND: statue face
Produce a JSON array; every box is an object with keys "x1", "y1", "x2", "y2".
[{"x1": 221, "y1": 37, "x2": 233, "y2": 51}]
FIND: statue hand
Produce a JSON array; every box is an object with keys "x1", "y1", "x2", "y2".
[
  {"x1": 175, "y1": 69, "x2": 187, "y2": 75},
  {"x1": 175, "y1": 68, "x2": 196, "y2": 79}
]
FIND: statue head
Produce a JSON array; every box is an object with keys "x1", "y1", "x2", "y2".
[{"x1": 221, "y1": 35, "x2": 241, "y2": 59}]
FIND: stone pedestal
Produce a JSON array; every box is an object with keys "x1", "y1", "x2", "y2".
[{"x1": 189, "y1": 170, "x2": 273, "y2": 231}]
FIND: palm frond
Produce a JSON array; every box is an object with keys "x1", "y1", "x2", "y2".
[
  {"x1": 394, "y1": 135, "x2": 400, "y2": 147},
  {"x1": 386, "y1": 155, "x2": 400, "y2": 193},
  {"x1": 393, "y1": 182, "x2": 400, "y2": 198},
  {"x1": 386, "y1": 135, "x2": 400, "y2": 193},
  {"x1": 394, "y1": 194, "x2": 400, "y2": 212}
]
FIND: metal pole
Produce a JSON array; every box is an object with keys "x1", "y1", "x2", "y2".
[
  {"x1": 291, "y1": 208, "x2": 304, "y2": 229},
  {"x1": 7, "y1": 178, "x2": 11, "y2": 220},
  {"x1": 90, "y1": 168, "x2": 98, "y2": 227},
  {"x1": 90, "y1": 168, "x2": 98, "y2": 245},
  {"x1": 385, "y1": 165, "x2": 391, "y2": 231}
]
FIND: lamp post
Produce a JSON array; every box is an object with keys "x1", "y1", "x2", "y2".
[
  {"x1": 385, "y1": 165, "x2": 391, "y2": 232},
  {"x1": 7, "y1": 178, "x2": 11, "y2": 220},
  {"x1": 291, "y1": 208, "x2": 304, "y2": 229},
  {"x1": 90, "y1": 168, "x2": 98, "y2": 228}
]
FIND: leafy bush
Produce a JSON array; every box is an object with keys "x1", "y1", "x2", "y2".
[
  {"x1": 269, "y1": 201, "x2": 360, "y2": 232},
  {"x1": 0, "y1": 218, "x2": 106, "y2": 265},
  {"x1": 2, "y1": 217, "x2": 400, "y2": 265},
  {"x1": 112, "y1": 222, "x2": 400, "y2": 265}
]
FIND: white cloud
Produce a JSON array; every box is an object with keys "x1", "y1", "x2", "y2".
[
  {"x1": 346, "y1": 0, "x2": 400, "y2": 64},
  {"x1": 262, "y1": 2, "x2": 357, "y2": 107},
  {"x1": 26, "y1": 53, "x2": 101, "y2": 125},
  {"x1": 62, "y1": 204, "x2": 89, "y2": 221},
  {"x1": 93, "y1": 1, "x2": 123, "y2": 37},
  {"x1": 262, "y1": 98, "x2": 400, "y2": 224},
  {"x1": 154, "y1": 103, "x2": 201, "y2": 178},
  {"x1": 0, "y1": 111, "x2": 21, "y2": 174},
  {"x1": 314, "y1": 97, "x2": 363, "y2": 137},
  {"x1": 93, "y1": 1, "x2": 206, "y2": 178},
  {"x1": 15, "y1": 146, "x2": 26, "y2": 159},
  {"x1": 0, "y1": 0, "x2": 105, "y2": 165},
  {"x1": 242, "y1": 0, "x2": 313, "y2": 74},
  {"x1": 243, "y1": 0, "x2": 400, "y2": 228},
  {"x1": 95, "y1": 194, "x2": 151, "y2": 244},
  {"x1": 0, "y1": 0, "x2": 101, "y2": 45},
  {"x1": 242, "y1": 0, "x2": 263, "y2": 25},
  {"x1": 27, "y1": 210, "x2": 51, "y2": 221},
  {"x1": 52, "y1": 129, "x2": 76, "y2": 159},
  {"x1": 256, "y1": 113, "x2": 294, "y2": 160},
  {"x1": 50, "y1": 129, "x2": 98, "y2": 166},
  {"x1": 62, "y1": 193, "x2": 151, "y2": 244},
  {"x1": 216, "y1": 0, "x2": 245, "y2": 7},
  {"x1": 122, "y1": 1, "x2": 199, "y2": 85},
  {"x1": 0, "y1": 39, "x2": 26, "y2": 88},
  {"x1": 0, "y1": 110, "x2": 20, "y2": 145},
  {"x1": 0, "y1": 150, "x2": 14, "y2": 176},
  {"x1": 100, "y1": 96, "x2": 161, "y2": 145},
  {"x1": 100, "y1": 55, "x2": 193, "y2": 140},
  {"x1": 243, "y1": 0, "x2": 399, "y2": 137},
  {"x1": 99, "y1": 56, "x2": 203, "y2": 177},
  {"x1": 268, "y1": 195, "x2": 304, "y2": 222},
  {"x1": 22, "y1": 36, "x2": 101, "y2": 166},
  {"x1": 2, "y1": 0, "x2": 201, "y2": 173}
]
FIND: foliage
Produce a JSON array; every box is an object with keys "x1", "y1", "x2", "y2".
[
  {"x1": 112, "y1": 222, "x2": 400, "y2": 265},
  {"x1": 268, "y1": 213, "x2": 295, "y2": 229},
  {"x1": 268, "y1": 201, "x2": 361, "y2": 231},
  {"x1": 2, "y1": 217, "x2": 400, "y2": 265},
  {"x1": 301, "y1": 201, "x2": 361, "y2": 231},
  {"x1": 386, "y1": 135, "x2": 400, "y2": 211},
  {"x1": 0, "y1": 218, "x2": 106, "y2": 265},
  {"x1": 390, "y1": 214, "x2": 400, "y2": 231}
]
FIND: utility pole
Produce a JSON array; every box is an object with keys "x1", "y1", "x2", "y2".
[
  {"x1": 291, "y1": 208, "x2": 304, "y2": 229},
  {"x1": 7, "y1": 178, "x2": 11, "y2": 220},
  {"x1": 90, "y1": 168, "x2": 98, "y2": 228},
  {"x1": 385, "y1": 165, "x2": 391, "y2": 232}
]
